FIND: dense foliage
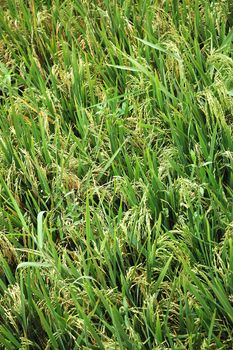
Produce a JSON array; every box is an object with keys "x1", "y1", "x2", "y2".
[{"x1": 0, "y1": 0, "x2": 232, "y2": 349}]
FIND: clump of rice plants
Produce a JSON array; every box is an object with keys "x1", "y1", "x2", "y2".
[{"x1": 0, "y1": 0, "x2": 232, "y2": 349}]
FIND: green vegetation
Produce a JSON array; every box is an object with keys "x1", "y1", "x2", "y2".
[{"x1": 0, "y1": 0, "x2": 232, "y2": 348}]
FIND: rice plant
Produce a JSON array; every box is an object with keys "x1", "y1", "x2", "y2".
[{"x1": 0, "y1": 0, "x2": 232, "y2": 349}]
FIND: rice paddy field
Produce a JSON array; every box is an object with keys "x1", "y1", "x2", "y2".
[{"x1": 0, "y1": 0, "x2": 233, "y2": 349}]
